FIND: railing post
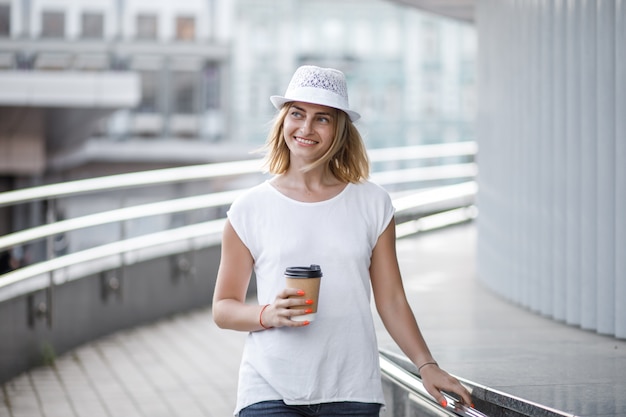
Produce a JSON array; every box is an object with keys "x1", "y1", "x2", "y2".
[{"x1": 44, "y1": 198, "x2": 55, "y2": 328}]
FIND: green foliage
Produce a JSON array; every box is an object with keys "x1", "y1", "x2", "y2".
[{"x1": 40, "y1": 342, "x2": 56, "y2": 367}]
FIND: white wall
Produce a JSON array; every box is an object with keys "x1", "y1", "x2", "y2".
[{"x1": 476, "y1": 0, "x2": 626, "y2": 339}]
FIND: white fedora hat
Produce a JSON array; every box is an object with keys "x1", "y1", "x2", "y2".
[{"x1": 270, "y1": 65, "x2": 361, "y2": 122}]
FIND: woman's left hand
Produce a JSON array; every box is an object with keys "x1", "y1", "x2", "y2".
[{"x1": 419, "y1": 364, "x2": 473, "y2": 408}]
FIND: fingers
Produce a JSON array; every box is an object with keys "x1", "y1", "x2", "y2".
[
  {"x1": 277, "y1": 287, "x2": 306, "y2": 300},
  {"x1": 441, "y1": 377, "x2": 473, "y2": 408},
  {"x1": 439, "y1": 385, "x2": 473, "y2": 409},
  {"x1": 457, "y1": 385, "x2": 474, "y2": 408},
  {"x1": 266, "y1": 288, "x2": 314, "y2": 328},
  {"x1": 422, "y1": 367, "x2": 474, "y2": 409},
  {"x1": 424, "y1": 384, "x2": 448, "y2": 409}
]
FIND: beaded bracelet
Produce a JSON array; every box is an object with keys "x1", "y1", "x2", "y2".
[
  {"x1": 418, "y1": 361, "x2": 439, "y2": 372},
  {"x1": 259, "y1": 304, "x2": 273, "y2": 329}
]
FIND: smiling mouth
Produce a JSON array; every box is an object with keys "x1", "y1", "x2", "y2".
[{"x1": 294, "y1": 136, "x2": 318, "y2": 145}]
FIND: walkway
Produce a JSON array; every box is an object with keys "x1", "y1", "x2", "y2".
[{"x1": 1, "y1": 224, "x2": 625, "y2": 417}]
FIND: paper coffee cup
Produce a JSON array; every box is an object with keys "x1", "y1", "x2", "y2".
[{"x1": 285, "y1": 264, "x2": 322, "y2": 322}]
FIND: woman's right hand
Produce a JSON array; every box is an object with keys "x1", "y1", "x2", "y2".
[{"x1": 260, "y1": 288, "x2": 314, "y2": 328}]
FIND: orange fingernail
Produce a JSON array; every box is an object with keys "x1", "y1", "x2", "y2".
[
  {"x1": 296, "y1": 290, "x2": 305, "y2": 296},
  {"x1": 440, "y1": 399, "x2": 447, "y2": 408},
  {"x1": 305, "y1": 299, "x2": 314, "y2": 305},
  {"x1": 303, "y1": 320, "x2": 310, "y2": 325},
  {"x1": 305, "y1": 309, "x2": 313, "y2": 314},
  {"x1": 471, "y1": 403, "x2": 476, "y2": 409}
]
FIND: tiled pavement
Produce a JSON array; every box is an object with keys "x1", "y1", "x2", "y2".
[
  {"x1": 2, "y1": 223, "x2": 626, "y2": 417},
  {"x1": 0, "y1": 311, "x2": 246, "y2": 417}
]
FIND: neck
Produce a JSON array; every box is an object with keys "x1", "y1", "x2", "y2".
[
  {"x1": 271, "y1": 166, "x2": 346, "y2": 203},
  {"x1": 284, "y1": 164, "x2": 337, "y2": 188}
]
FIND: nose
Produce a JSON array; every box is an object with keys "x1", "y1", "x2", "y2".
[{"x1": 300, "y1": 117, "x2": 313, "y2": 135}]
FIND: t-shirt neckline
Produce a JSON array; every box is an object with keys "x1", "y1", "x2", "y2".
[{"x1": 265, "y1": 180, "x2": 352, "y2": 205}]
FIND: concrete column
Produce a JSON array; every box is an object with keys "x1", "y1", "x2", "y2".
[
  {"x1": 616, "y1": 0, "x2": 626, "y2": 339},
  {"x1": 564, "y1": 0, "x2": 582, "y2": 327},
  {"x1": 551, "y1": 0, "x2": 567, "y2": 322},
  {"x1": 595, "y1": 0, "x2": 616, "y2": 336},
  {"x1": 476, "y1": 0, "x2": 625, "y2": 338},
  {"x1": 537, "y1": 0, "x2": 552, "y2": 317},
  {"x1": 579, "y1": 0, "x2": 598, "y2": 331}
]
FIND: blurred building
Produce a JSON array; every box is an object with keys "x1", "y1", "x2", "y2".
[
  {"x1": 230, "y1": 0, "x2": 476, "y2": 149},
  {"x1": 0, "y1": 0, "x2": 476, "y2": 239},
  {"x1": 0, "y1": 0, "x2": 236, "y2": 243},
  {"x1": 0, "y1": 0, "x2": 235, "y2": 189},
  {"x1": 0, "y1": 0, "x2": 475, "y2": 184}
]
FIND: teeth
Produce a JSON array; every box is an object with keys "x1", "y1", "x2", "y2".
[{"x1": 295, "y1": 137, "x2": 317, "y2": 145}]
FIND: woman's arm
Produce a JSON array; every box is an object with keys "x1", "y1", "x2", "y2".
[
  {"x1": 212, "y1": 220, "x2": 311, "y2": 331},
  {"x1": 212, "y1": 220, "x2": 262, "y2": 331},
  {"x1": 370, "y1": 217, "x2": 473, "y2": 407}
]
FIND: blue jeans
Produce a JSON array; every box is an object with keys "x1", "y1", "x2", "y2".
[{"x1": 239, "y1": 400, "x2": 382, "y2": 417}]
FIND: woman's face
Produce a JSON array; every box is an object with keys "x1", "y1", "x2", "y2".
[{"x1": 282, "y1": 102, "x2": 337, "y2": 164}]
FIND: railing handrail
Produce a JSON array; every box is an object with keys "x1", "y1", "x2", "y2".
[
  {"x1": 0, "y1": 158, "x2": 263, "y2": 208},
  {"x1": 0, "y1": 181, "x2": 477, "y2": 297},
  {"x1": 368, "y1": 141, "x2": 477, "y2": 162},
  {"x1": 0, "y1": 219, "x2": 227, "y2": 300},
  {"x1": 379, "y1": 349, "x2": 489, "y2": 417},
  {"x1": 0, "y1": 142, "x2": 476, "y2": 208},
  {"x1": 0, "y1": 189, "x2": 245, "y2": 252},
  {"x1": 0, "y1": 142, "x2": 478, "y2": 302},
  {"x1": 0, "y1": 165, "x2": 476, "y2": 253},
  {"x1": 372, "y1": 163, "x2": 477, "y2": 186}
]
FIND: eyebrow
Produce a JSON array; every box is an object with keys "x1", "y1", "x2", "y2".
[{"x1": 291, "y1": 105, "x2": 334, "y2": 118}]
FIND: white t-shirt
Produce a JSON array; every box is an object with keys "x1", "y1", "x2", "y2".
[{"x1": 227, "y1": 180, "x2": 395, "y2": 415}]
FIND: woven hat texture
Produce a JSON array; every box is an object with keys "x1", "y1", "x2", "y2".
[{"x1": 270, "y1": 65, "x2": 360, "y2": 122}]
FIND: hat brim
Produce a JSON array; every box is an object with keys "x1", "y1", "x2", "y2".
[{"x1": 270, "y1": 95, "x2": 361, "y2": 122}]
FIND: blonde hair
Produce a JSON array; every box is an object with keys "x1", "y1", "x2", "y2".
[{"x1": 261, "y1": 103, "x2": 370, "y2": 183}]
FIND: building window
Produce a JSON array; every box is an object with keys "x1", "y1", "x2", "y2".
[
  {"x1": 422, "y1": 20, "x2": 440, "y2": 58},
  {"x1": 0, "y1": 5, "x2": 10, "y2": 37},
  {"x1": 175, "y1": 16, "x2": 195, "y2": 41},
  {"x1": 172, "y1": 71, "x2": 197, "y2": 114},
  {"x1": 136, "y1": 14, "x2": 157, "y2": 40},
  {"x1": 81, "y1": 12, "x2": 104, "y2": 39},
  {"x1": 204, "y1": 63, "x2": 220, "y2": 110},
  {"x1": 138, "y1": 70, "x2": 159, "y2": 113},
  {"x1": 41, "y1": 10, "x2": 65, "y2": 38}
]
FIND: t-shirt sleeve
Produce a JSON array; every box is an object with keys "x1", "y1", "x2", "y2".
[
  {"x1": 378, "y1": 185, "x2": 396, "y2": 239},
  {"x1": 226, "y1": 190, "x2": 254, "y2": 253}
]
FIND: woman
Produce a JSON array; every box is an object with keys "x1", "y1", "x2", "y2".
[{"x1": 212, "y1": 65, "x2": 473, "y2": 416}]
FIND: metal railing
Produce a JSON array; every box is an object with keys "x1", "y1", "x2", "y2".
[
  {"x1": 0, "y1": 141, "x2": 477, "y2": 303},
  {"x1": 380, "y1": 348, "x2": 576, "y2": 417},
  {"x1": 380, "y1": 349, "x2": 489, "y2": 417}
]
